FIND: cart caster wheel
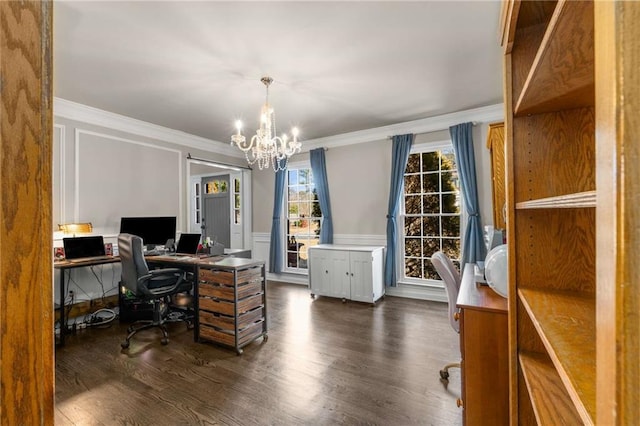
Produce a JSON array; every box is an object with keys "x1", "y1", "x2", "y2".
[
  {"x1": 161, "y1": 338, "x2": 169, "y2": 345},
  {"x1": 342, "y1": 298, "x2": 346, "y2": 303},
  {"x1": 236, "y1": 348, "x2": 243, "y2": 356},
  {"x1": 263, "y1": 334, "x2": 269, "y2": 342},
  {"x1": 310, "y1": 293, "x2": 315, "y2": 299},
  {"x1": 439, "y1": 369, "x2": 449, "y2": 380},
  {"x1": 121, "y1": 340, "x2": 130, "y2": 349}
]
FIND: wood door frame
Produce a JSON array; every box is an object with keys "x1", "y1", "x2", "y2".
[{"x1": 0, "y1": 1, "x2": 54, "y2": 423}]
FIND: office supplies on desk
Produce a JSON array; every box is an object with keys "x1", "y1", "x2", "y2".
[{"x1": 63, "y1": 236, "x2": 111, "y2": 262}]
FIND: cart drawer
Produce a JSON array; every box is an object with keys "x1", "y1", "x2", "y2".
[
  {"x1": 199, "y1": 319, "x2": 265, "y2": 347},
  {"x1": 199, "y1": 306, "x2": 263, "y2": 331},
  {"x1": 199, "y1": 266, "x2": 262, "y2": 285},
  {"x1": 199, "y1": 280, "x2": 263, "y2": 301},
  {"x1": 199, "y1": 292, "x2": 263, "y2": 316}
]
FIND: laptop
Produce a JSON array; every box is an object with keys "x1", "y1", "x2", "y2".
[
  {"x1": 63, "y1": 236, "x2": 110, "y2": 263},
  {"x1": 174, "y1": 233, "x2": 201, "y2": 255}
]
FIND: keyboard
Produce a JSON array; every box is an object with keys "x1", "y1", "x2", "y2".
[{"x1": 67, "y1": 255, "x2": 113, "y2": 264}]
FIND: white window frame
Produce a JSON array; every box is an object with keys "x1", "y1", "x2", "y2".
[
  {"x1": 281, "y1": 160, "x2": 321, "y2": 275},
  {"x1": 396, "y1": 139, "x2": 467, "y2": 288}
]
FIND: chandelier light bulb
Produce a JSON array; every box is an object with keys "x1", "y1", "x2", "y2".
[{"x1": 230, "y1": 76, "x2": 302, "y2": 172}]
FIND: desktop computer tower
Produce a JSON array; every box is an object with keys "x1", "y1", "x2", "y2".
[{"x1": 118, "y1": 288, "x2": 154, "y2": 322}]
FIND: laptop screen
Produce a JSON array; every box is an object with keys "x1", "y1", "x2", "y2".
[
  {"x1": 175, "y1": 233, "x2": 201, "y2": 254},
  {"x1": 63, "y1": 236, "x2": 106, "y2": 259}
]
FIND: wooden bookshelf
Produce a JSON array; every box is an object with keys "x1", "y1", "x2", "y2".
[{"x1": 501, "y1": 1, "x2": 640, "y2": 424}]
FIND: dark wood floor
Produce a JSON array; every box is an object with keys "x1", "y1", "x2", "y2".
[{"x1": 55, "y1": 282, "x2": 462, "y2": 425}]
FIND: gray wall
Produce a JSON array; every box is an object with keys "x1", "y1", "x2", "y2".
[{"x1": 53, "y1": 113, "x2": 245, "y2": 304}]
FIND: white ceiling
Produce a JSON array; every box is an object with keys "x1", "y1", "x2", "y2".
[{"x1": 54, "y1": 1, "x2": 503, "y2": 144}]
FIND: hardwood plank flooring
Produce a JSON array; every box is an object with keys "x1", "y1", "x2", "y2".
[{"x1": 55, "y1": 282, "x2": 462, "y2": 425}]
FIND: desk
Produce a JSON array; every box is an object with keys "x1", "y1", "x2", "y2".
[
  {"x1": 54, "y1": 256, "x2": 121, "y2": 346},
  {"x1": 457, "y1": 263, "x2": 508, "y2": 425},
  {"x1": 54, "y1": 254, "x2": 216, "y2": 346}
]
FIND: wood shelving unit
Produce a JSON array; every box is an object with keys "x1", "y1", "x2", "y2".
[{"x1": 501, "y1": 0, "x2": 640, "y2": 424}]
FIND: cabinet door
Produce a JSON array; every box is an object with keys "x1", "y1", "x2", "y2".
[
  {"x1": 309, "y1": 249, "x2": 330, "y2": 296},
  {"x1": 327, "y1": 250, "x2": 350, "y2": 299},
  {"x1": 349, "y1": 251, "x2": 373, "y2": 303}
]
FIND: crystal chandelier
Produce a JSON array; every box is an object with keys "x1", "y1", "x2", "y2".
[{"x1": 231, "y1": 76, "x2": 301, "y2": 172}]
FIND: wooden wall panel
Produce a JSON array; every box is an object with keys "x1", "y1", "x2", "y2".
[{"x1": 0, "y1": 1, "x2": 54, "y2": 424}]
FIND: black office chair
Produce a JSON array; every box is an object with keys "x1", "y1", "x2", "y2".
[
  {"x1": 118, "y1": 233, "x2": 193, "y2": 349},
  {"x1": 431, "y1": 251, "x2": 462, "y2": 382}
]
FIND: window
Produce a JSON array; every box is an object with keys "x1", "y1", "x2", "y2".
[
  {"x1": 285, "y1": 165, "x2": 322, "y2": 272},
  {"x1": 402, "y1": 146, "x2": 461, "y2": 282},
  {"x1": 233, "y1": 178, "x2": 241, "y2": 225}
]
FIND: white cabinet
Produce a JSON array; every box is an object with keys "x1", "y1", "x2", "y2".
[{"x1": 308, "y1": 244, "x2": 385, "y2": 304}]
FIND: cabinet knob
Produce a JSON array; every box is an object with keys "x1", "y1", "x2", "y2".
[
  {"x1": 346, "y1": 272, "x2": 349, "y2": 276},
  {"x1": 325, "y1": 270, "x2": 328, "y2": 274},
  {"x1": 456, "y1": 398, "x2": 463, "y2": 408},
  {"x1": 350, "y1": 273, "x2": 354, "y2": 277},
  {"x1": 453, "y1": 312, "x2": 460, "y2": 321}
]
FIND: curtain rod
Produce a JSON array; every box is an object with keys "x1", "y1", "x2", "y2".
[
  {"x1": 386, "y1": 121, "x2": 478, "y2": 139},
  {"x1": 186, "y1": 153, "x2": 251, "y2": 171}
]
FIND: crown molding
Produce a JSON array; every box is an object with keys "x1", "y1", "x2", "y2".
[
  {"x1": 301, "y1": 103, "x2": 504, "y2": 151},
  {"x1": 53, "y1": 97, "x2": 242, "y2": 158},
  {"x1": 54, "y1": 97, "x2": 504, "y2": 157}
]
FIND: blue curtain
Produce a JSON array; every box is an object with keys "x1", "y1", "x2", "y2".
[
  {"x1": 269, "y1": 166, "x2": 287, "y2": 273},
  {"x1": 385, "y1": 134, "x2": 414, "y2": 287},
  {"x1": 450, "y1": 122, "x2": 485, "y2": 266},
  {"x1": 310, "y1": 148, "x2": 333, "y2": 244}
]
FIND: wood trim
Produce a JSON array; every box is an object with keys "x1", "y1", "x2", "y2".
[
  {"x1": 515, "y1": 190, "x2": 596, "y2": 209},
  {"x1": 0, "y1": 1, "x2": 54, "y2": 423},
  {"x1": 595, "y1": 1, "x2": 640, "y2": 424}
]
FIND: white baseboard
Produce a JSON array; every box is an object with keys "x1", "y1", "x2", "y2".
[{"x1": 386, "y1": 283, "x2": 447, "y2": 303}]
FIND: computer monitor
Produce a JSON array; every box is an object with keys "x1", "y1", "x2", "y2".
[{"x1": 119, "y1": 216, "x2": 176, "y2": 248}]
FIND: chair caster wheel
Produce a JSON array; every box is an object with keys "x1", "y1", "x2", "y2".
[
  {"x1": 121, "y1": 341, "x2": 130, "y2": 349},
  {"x1": 161, "y1": 338, "x2": 169, "y2": 345},
  {"x1": 440, "y1": 370, "x2": 449, "y2": 380},
  {"x1": 127, "y1": 326, "x2": 134, "y2": 333}
]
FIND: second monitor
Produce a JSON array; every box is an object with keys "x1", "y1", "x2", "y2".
[{"x1": 119, "y1": 216, "x2": 176, "y2": 248}]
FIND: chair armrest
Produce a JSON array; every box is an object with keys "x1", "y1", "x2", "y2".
[{"x1": 136, "y1": 268, "x2": 189, "y2": 298}]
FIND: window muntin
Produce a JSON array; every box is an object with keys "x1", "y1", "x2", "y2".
[
  {"x1": 403, "y1": 148, "x2": 461, "y2": 282},
  {"x1": 285, "y1": 166, "x2": 322, "y2": 272}
]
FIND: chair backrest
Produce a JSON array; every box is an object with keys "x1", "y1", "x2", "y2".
[
  {"x1": 431, "y1": 251, "x2": 461, "y2": 333},
  {"x1": 118, "y1": 233, "x2": 150, "y2": 297}
]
